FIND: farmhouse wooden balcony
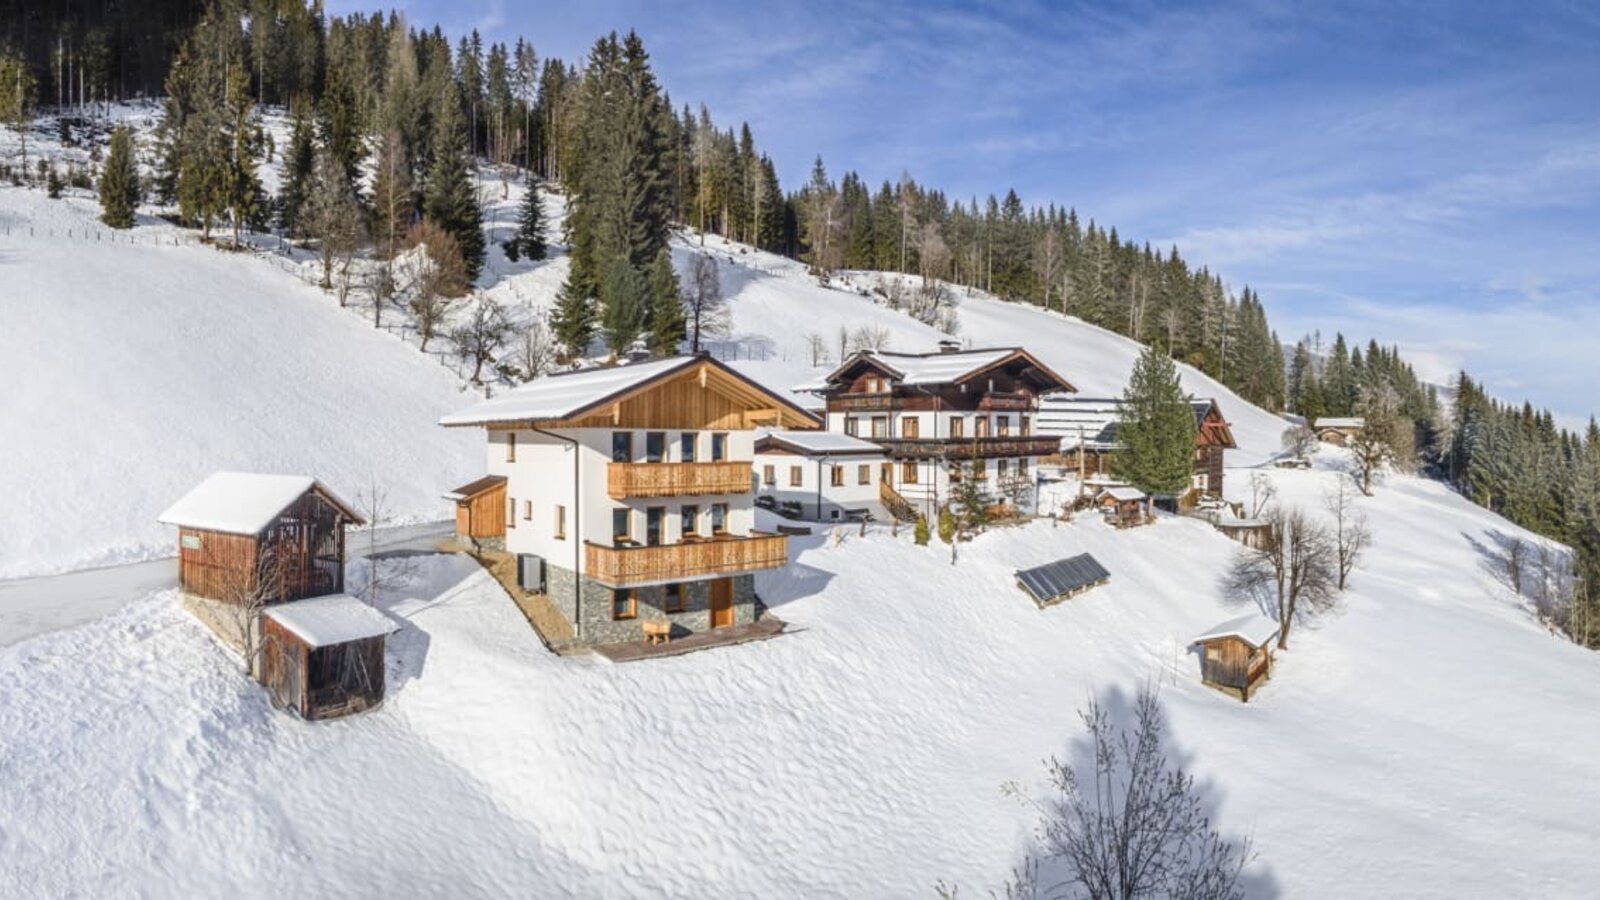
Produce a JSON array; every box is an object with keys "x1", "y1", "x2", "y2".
[
  {"x1": 606, "y1": 461, "x2": 754, "y2": 499},
  {"x1": 828, "y1": 392, "x2": 898, "y2": 412},
  {"x1": 977, "y1": 391, "x2": 1032, "y2": 411},
  {"x1": 874, "y1": 435, "x2": 1063, "y2": 461},
  {"x1": 584, "y1": 532, "x2": 789, "y2": 586}
]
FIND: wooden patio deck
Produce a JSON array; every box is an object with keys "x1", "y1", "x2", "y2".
[{"x1": 593, "y1": 615, "x2": 787, "y2": 663}]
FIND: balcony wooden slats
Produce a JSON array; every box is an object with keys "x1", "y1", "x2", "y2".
[
  {"x1": 977, "y1": 391, "x2": 1032, "y2": 411},
  {"x1": 606, "y1": 461, "x2": 753, "y2": 499},
  {"x1": 584, "y1": 533, "x2": 789, "y2": 586},
  {"x1": 875, "y1": 435, "x2": 1062, "y2": 460}
]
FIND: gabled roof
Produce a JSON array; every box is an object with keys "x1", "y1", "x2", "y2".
[
  {"x1": 443, "y1": 475, "x2": 506, "y2": 502},
  {"x1": 754, "y1": 429, "x2": 887, "y2": 458},
  {"x1": 158, "y1": 472, "x2": 364, "y2": 536},
  {"x1": 821, "y1": 347, "x2": 1076, "y2": 393},
  {"x1": 1016, "y1": 553, "x2": 1111, "y2": 603},
  {"x1": 1037, "y1": 396, "x2": 1236, "y2": 450},
  {"x1": 1098, "y1": 486, "x2": 1148, "y2": 502},
  {"x1": 1315, "y1": 417, "x2": 1365, "y2": 430},
  {"x1": 1191, "y1": 613, "x2": 1280, "y2": 650},
  {"x1": 439, "y1": 355, "x2": 821, "y2": 428},
  {"x1": 264, "y1": 594, "x2": 399, "y2": 649}
]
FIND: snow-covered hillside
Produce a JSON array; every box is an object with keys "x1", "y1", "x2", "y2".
[
  {"x1": 0, "y1": 186, "x2": 479, "y2": 578},
  {"x1": 4, "y1": 447, "x2": 1598, "y2": 896}
]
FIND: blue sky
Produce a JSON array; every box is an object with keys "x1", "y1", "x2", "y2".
[{"x1": 330, "y1": 0, "x2": 1600, "y2": 424}]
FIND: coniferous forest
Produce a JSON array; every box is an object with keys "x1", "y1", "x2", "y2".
[{"x1": 1, "y1": 0, "x2": 1595, "y2": 641}]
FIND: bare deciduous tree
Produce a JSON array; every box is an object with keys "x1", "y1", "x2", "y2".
[
  {"x1": 363, "y1": 261, "x2": 396, "y2": 329},
  {"x1": 804, "y1": 331, "x2": 831, "y2": 367},
  {"x1": 1001, "y1": 686, "x2": 1251, "y2": 900},
  {"x1": 687, "y1": 253, "x2": 727, "y2": 353},
  {"x1": 302, "y1": 149, "x2": 362, "y2": 294},
  {"x1": 516, "y1": 319, "x2": 557, "y2": 381},
  {"x1": 1281, "y1": 423, "x2": 1317, "y2": 460},
  {"x1": 1324, "y1": 479, "x2": 1372, "y2": 590},
  {"x1": 353, "y1": 477, "x2": 414, "y2": 608},
  {"x1": 1227, "y1": 505, "x2": 1339, "y2": 649},
  {"x1": 451, "y1": 297, "x2": 514, "y2": 384},
  {"x1": 398, "y1": 220, "x2": 469, "y2": 351},
  {"x1": 1350, "y1": 382, "x2": 1414, "y2": 495},
  {"x1": 848, "y1": 324, "x2": 891, "y2": 354},
  {"x1": 1246, "y1": 471, "x2": 1277, "y2": 518}
]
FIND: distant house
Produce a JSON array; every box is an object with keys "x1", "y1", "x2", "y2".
[
  {"x1": 439, "y1": 355, "x2": 820, "y2": 646},
  {"x1": 811, "y1": 346, "x2": 1077, "y2": 520},
  {"x1": 1191, "y1": 614, "x2": 1280, "y2": 702},
  {"x1": 1035, "y1": 396, "x2": 1239, "y2": 501},
  {"x1": 754, "y1": 429, "x2": 887, "y2": 522},
  {"x1": 1315, "y1": 417, "x2": 1365, "y2": 446}
]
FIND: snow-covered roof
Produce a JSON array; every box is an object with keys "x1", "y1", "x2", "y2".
[
  {"x1": 158, "y1": 472, "x2": 361, "y2": 536},
  {"x1": 440, "y1": 356, "x2": 817, "y2": 427},
  {"x1": 755, "y1": 428, "x2": 886, "y2": 457},
  {"x1": 1098, "y1": 486, "x2": 1147, "y2": 502},
  {"x1": 864, "y1": 348, "x2": 1016, "y2": 385},
  {"x1": 1191, "y1": 613, "x2": 1280, "y2": 649},
  {"x1": 1316, "y1": 417, "x2": 1365, "y2": 430},
  {"x1": 264, "y1": 594, "x2": 399, "y2": 649},
  {"x1": 1038, "y1": 396, "x2": 1232, "y2": 451},
  {"x1": 443, "y1": 475, "x2": 506, "y2": 502}
]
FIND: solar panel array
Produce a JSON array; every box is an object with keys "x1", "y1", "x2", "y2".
[{"x1": 1016, "y1": 553, "x2": 1111, "y2": 602}]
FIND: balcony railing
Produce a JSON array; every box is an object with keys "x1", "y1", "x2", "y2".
[
  {"x1": 606, "y1": 461, "x2": 753, "y2": 499},
  {"x1": 828, "y1": 392, "x2": 897, "y2": 411},
  {"x1": 977, "y1": 391, "x2": 1033, "y2": 411},
  {"x1": 583, "y1": 532, "x2": 789, "y2": 586},
  {"x1": 874, "y1": 435, "x2": 1062, "y2": 460}
]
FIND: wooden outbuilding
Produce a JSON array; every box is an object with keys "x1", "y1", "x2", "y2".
[
  {"x1": 158, "y1": 472, "x2": 365, "y2": 608},
  {"x1": 261, "y1": 594, "x2": 398, "y2": 720},
  {"x1": 1191, "y1": 614, "x2": 1280, "y2": 702},
  {"x1": 1314, "y1": 417, "x2": 1365, "y2": 447},
  {"x1": 1097, "y1": 486, "x2": 1150, "y2": 528},
  {"x1": 444, "y1": 474, "x2": 508, "y2": 548}
]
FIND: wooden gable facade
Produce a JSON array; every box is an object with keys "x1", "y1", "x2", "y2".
[
  {"x1": 176, "y1": 486, "x2": 363, "y2": 606},
  {"x1": 823, "y1": 348, "x2": 1076, "y2": 415}
]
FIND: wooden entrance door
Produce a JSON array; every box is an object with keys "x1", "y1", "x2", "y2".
[{"x1": 709, "y1": 578, "x2": 734, "y2": 628}]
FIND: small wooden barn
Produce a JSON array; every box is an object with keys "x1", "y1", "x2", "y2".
[
  {"x1": 1215, "y1": 517, "x2": 1273, "y2": 550},
  {"x1": 1016, "y1": 553, "x2": 1111, "y2": 608},
  {"x1": 444, "y1": 475, "x2": 507, "y2": 549},
  {"x1": 1191, "y1": 614, "x2": 1280, "y2": 702},
  {"x1": 261, "y1": 594, "x2": 398, "y2": 720},
  {"x1": 1097, "y1": 486, "x2": 1150, "y2": 528},
  {"x1": 159, "y1": 472, "x2": 365, "y2": 607},
  {"x1": 1314, "y1": 417, "x2": 1365, "y2": 447}
]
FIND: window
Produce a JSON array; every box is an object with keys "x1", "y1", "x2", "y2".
[
  {"x1": 844, "y1": 417, "x2": 859, "y2": 436},
  {"x1": 975, "y1": 416, "x2": 991, "y2": 438},
  {"x1": 997, "y1": 459, "x2": 1010, "y2": 479},
  {"x1": 973, "y1": 460, "x2": 987, "y2": 481},
  {"x1": 506, "y1": 431, "x2": 517, "y2": 462},
  {"x1": 790, "y1": 465, "x2": 803, "y2": 487},
  {"x1": 645, "y1": 432, "x2": 665, "y2": 463},
  {"x1": 830, "y1": 465, "x2": 845, "y2": 487},
  {"x1": 1206, "y1": 646, "x2": 1221, "y2": 662},
  {"x1": 1018, "y1": 458, "x2": 1029, "y2": 476},
  {"x1": 680, "y1": 432, "x2": 697, "y2": 463},
  {"x1": 681, "y1": 505, "x2": 699, "y2": 536},
  {"x1": 612, "y1": 588, "x2": 636, "y2": 620},
  {"x1": 612, "y1": 508, "x2": 631, "y2": 543},
  {"x1": 997, "y1": 416, "x2": 1011, "y2": 437},
  {"x1": 507, "y1": 497, "x2": 516, "y2": 528},
  {"x1": 523, "y1": 500, "x2": 532, "y2": 521},
  {"x1": 711, "y1": 503, "x2": 728, "y2": 533},
  {"x1": 880, "y1": 462, "x2": 893, "y2": 484},
  {"x1": 555, "y1": 505, "x2": 567, "y2": 539},
  {"x1": 611, "y1": 431, "x2": 633, "y2": 463},
  {"x1": 871, "y1": 417, "x2": 889, "y2": 438},
  {"x1": 1021, "y1": 416, "x2": 1031, "y2": 436},
  {"x1": 762, "y1": 465, "x2": 775, "y2": 486},
  {"x1": 711, "y1": 433, "x2": 728, "y2": 461},
  {"x1": 949, "y1": 417, "x2": 964, "y2": 439},
  {"x1": 902, "y1": 461, "x2": 919, "y2": 484},
  {"x1": 664, "y1": 583, "x2": 685, "y2": 613},
  {"x1": 646, "y1": 507, "x2": 664, "y2": 547},
  {"x1": 901, "y1": 417, "x2": 920, "y2": 439},
  {"x1": 858, "y1": 464, "x2": 871, "y2": 485}
]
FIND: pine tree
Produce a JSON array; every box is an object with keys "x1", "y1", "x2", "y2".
[
  {"x1": 551, "y1": 276, "x2": 596, "y2": 357},
  {"x1": 506, "y1": 178, "x2": 547, "y2": 261},
  {"x1": 98, "y1": 126, "x2": 140, "y2": 229},
  {"x1": 1118, "y1": 347, "x2": 1198, "y2": 495},
  {"x1": 424, "y1": 98, "x2": 486, "y2": 281},
  {"x1": 600, "y1": 259, "x2": 650, "y2": 353},
  {"x1": 277, "y1": 106, "x2": 315, "y2": 235},
  {"x1": 646, "y1": 249, "x2": 686, "y2": 356}
]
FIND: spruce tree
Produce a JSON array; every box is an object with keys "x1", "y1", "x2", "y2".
[
  {"x1": 600, "y1": 259, "x2": 650, "y2": 353},
  {"x1": 425, "y1": 91, "x2": 486, "y2": 280},
  {"x1": 646, "y1": 249, "x2": 686, "y2": 356},
  {"x1": 507, "y1": 178, "x2": 547, "y2": 261},
  {"x1": 551, "y1": 277, "x2": 597, "y2": 357},
  {"x1": 98, "y1": 126, "x2": 140, "y2": 229},
  {"x1": 1118, "y1": 347, "x2": 1198, "y2": 496},
  {"x1": 277, "y1": 106, "x2": 315, "y2": 235}
]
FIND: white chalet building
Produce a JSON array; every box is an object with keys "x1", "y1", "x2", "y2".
[
  {"x1": 753, "y1": 428, "x2": 888, "y2": 522},
  {"x1": 811, "y1": 346, "x2": 1077, "y2": 519},
  {"x1": 440, "y1": 355, "x2": 820, "y2": 645}
]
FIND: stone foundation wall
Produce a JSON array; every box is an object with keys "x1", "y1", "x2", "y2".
[{"x1": 545, "y1": 564, "x2": 758, "y2": 646}]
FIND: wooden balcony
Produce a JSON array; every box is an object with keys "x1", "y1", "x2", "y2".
[
  {"x1": 828, "y1": 392, "x2": 897, "y2": 412},
  {"x1": 584, "y1": 532, "x2": 789, "y2": 587},
  {"x1": 606, "y1": 461, "x2": 753, "y2": 499},
  {"x1": 875, "y1": 435, "x2": 1062, "y2": 461},
  {"x1": 977, "y1": 391, "x2": 1033, "y2": 411}
]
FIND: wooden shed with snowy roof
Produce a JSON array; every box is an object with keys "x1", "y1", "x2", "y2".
[
  {"x1": 260, "y1": 594, "x2": 399, "y2": 720},
  {"x1": 1191, "y1": 614, "x2": 1280, "y2": 702},
  {"x1": 158, "y1": 472, "x2": 365, "y2": 607}
]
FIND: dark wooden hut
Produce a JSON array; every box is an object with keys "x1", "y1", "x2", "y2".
[
  {"x1": 1191, "y1": 614, "x2": 1280, "y2": 702},
  {"x1": 261, "y1": 594, "x2": 398, "y2": 720},
  {"x1": 1097, "y1": 486, "x2": 1150, "y2": 528}
]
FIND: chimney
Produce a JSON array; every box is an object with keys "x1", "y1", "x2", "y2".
[{"x1": 937, "y1": 339, "x2": 962, "y2": 354}]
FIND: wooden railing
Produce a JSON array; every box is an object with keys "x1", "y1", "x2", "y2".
[
  {"x1": 874, "y1": 435, "x2": 1062, "y2": 460},
  {"x1": 606, "y1": 461, "x2": 753, "y2": 499},
  {"x1": 584, "y1": 532, "x2": 789, "y2": 586},
  {"x1": 828, "y1": 392, "x2": 897, "y2": 412},
  {"x1": 977, "y1": 391, "x2": 1032, "y2": 411},
  {"x1": 879, "y1": 481, "x2": 918, "y2": 523}
]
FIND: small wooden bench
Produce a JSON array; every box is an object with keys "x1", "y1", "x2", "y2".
[{"x1": 642, "y1": 619, "x2": 672, "y2": 645}]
